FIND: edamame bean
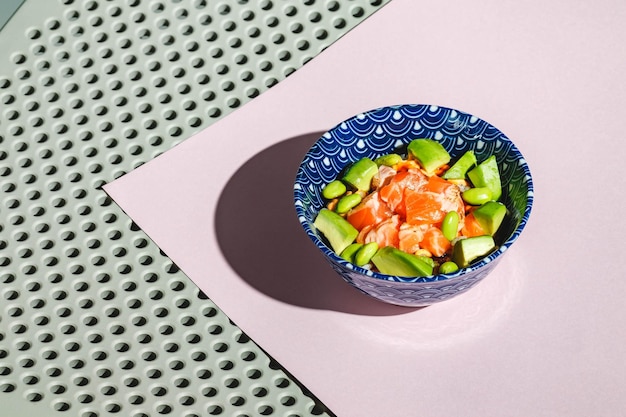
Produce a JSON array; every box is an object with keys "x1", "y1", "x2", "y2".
[
  {"x1": 374, "y1": 153, "x2": 403, "y2": 167},
  {"x1": 340, "y1": 243, "x2": 363, "y2": 263},
  {"x1": 336, "y1": 193, "x2": 362, "y2": 214},
  {"x1": 439, "y1": 261, "x2": 459, "y2": 274},
  {"x1": 322, "y1": 180, "x2": 347, "y2": 199},
  {"x1": 462, "y1": 187, "x2": 492, "y2": 205},
  {"x1": 354, "y1": 242, "x2": 379, "y2": 266},
  {"x1": 441, "y1": 211, "x2": 459, "y2": 241}
]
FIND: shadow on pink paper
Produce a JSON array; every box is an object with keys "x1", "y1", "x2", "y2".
[{"x1": 215, "y1": 132, "x2": 415, "y2": 316}]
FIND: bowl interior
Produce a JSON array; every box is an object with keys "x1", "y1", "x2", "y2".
[{"x1": 294, "y1": 104, "x2": 533, "y2": 283}]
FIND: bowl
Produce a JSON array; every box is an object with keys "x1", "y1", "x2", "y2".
[{"x1": 294, "y1": 104, "x2": 533, "y2": 307}]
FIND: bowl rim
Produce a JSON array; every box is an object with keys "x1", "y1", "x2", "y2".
[{"x1": 293, "y1": 103, "x2": 534, "y2": 284}]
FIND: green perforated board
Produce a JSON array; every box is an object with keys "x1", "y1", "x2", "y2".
[{"x1": 0, "y1": 0, "x2": 389, "y2": 416}]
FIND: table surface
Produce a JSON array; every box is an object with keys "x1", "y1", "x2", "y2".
[
  {"x1": 0, "y1": 1, "x2": 389, "y2": 416},
  {"x1": 105, "y1": 0, "x2": 626, "y2": 416},
  {"x1": 0, "y1": 0, "x2": 23, "y2": 31}
]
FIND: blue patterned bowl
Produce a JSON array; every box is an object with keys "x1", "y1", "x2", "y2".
[{"x1": 294, "y1": 104, "x2": 533, "y2": 307}]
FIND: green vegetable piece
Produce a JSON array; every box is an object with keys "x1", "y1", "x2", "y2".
[
  {"x1": 442, "y1": 150, "x2": 477, "y2": 179},
  {"x1": 340, "y1": 243, "x2": 363, "y2": 263},
  {"x1": 441, "y1": 211, "x2": 459, "y2": 241},
  {"x1": 313, "y1": 208, "x2": 358, "y2": 255},
  {"x1": 342, "y1": 157, "x2": 378, "y2": 192},
  {"x1": 472, "y1": 201, "x2": 507, "y2": 236},
  {"x1": 452, "y1": 235, "x2": 496, "y2": 268},
  {"x1": 407, "y1": 138, "x2": 451, "y2": 175},
  {"x1": 462, "y1": 187, "x2": 492, "y2": 206},
  {"x1": 439, "y1": 261, "x2": 459, "y2": 274},
  {"x1": 354, "y1": 242, "x2": 379, "y2": 266},
  {"x1": 336, "y1": 193, "x2": 362, "y2": 214},
  {"x1": 417, "y1": 255, "x2": 435, "y2": 268},
  {"x1": 371, "y1": 246, "x2": 434, "y2": 277},
  {"x1": 322, "y1": 180, "x2": 347, "y2": 200},
  {"x1": 467, "y1": 155, "x2": 502, "y2": 201},
  {"x1": 374, "y1": 153, "x2": 403, "y2": 167}
]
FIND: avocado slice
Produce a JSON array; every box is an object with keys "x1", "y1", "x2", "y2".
[
  {"x1": 467, "y1": 155, "x2": 502, "y2": 201},
  {"x1": 371, "y1": 246, "x2": 434, "y2": 277},
  {"x1": 452, "y1": 235, "x2": 496, "y2": 268},
  {"x1": 442, "y1": 150, "x2": 477, "y2": 179},
  {"x1": 341, "y1": 157, "x2": 378, "y2": 192},
  {"x1": 417, "y1": 254, "x2": 435, "y2": 269},
  {"x1": 374, "y1": 153, "x2": 403, "y2": 167},
  {"x1": 314, "y1": 208, "x2": 358, "y2": 255},
  {"x1": 472, "y1": 201, "x2": 507, "y2": 236},
  {"x1": 407, "y1": 138, "x2": 451, "y2": 175}
]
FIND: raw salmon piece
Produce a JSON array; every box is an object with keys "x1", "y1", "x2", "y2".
[
  {"x1": 372, "y1": 165, "x2": 397, "y2": 189},
  {"x1": 405, "y1": 176, "x2": 465, "y2": 226},
  {"x1": 404, "y1": 188, "x2": 445, "y2": 226},
  {"x1": 425, "y1": 176, "x2": 464, "y2": 212},
  {"x1": 346, "y1": 191, "x2": 392, "y2": 231},
  {"x1": 358, "y1": 215, "x2": 400, "y2": 248},
  {"x1": 379, "y1": 171, "x2": 409, "y2": 214},
  {"x1": 448, "y1": 191, "x2": 466, "y2": 234},
  {"x1": 398, "y1": 223, "x2": 428, "y2": 254},
  {"x1": 461, "y1": 212, "x2": 485, "y2": 237},
  {"x1": 379, "y1": 169, "x2": 427, "y2": 215},
  {"x1": 420, "y1": 227, "x2": 452, "y2": 257},
  {"x1": 356, "y1": 224, "x2": 373, "y2": 244},
  {"x1": 423, "y1": 175, "x2": 455, "y2": 194}
]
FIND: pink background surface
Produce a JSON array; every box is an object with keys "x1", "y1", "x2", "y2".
[{"x1": 105, "y1": 0, "x2": 626, "y2": 416}]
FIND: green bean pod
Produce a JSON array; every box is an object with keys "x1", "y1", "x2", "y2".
[
  {"x1": 462, "y1": 187, "x2": 492, "y2": 206},
  {"x1": 354, "y1": 242, "x2": 379, "y2": 266},
  {"x1": 336, "y1": 193, "x2": 362, "y2": 214},
  {"x1": 441, "y1": 210, "x2": 459, "y2": 241},
  {"x1": 322, "y1": 180, "x2": 347, "y2": 200}
]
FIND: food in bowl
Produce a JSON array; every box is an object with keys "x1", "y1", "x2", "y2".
[
  {"x1": 294, "y1": 104, "x2": 533, "y2": 306},
  {"x1": 313, "y1": 138, "x2": 507, "y2": 277}
]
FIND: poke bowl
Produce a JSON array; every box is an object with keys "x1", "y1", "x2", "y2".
[{"x1": 293, "y1": 104, "x2": 533, "y2": 307}]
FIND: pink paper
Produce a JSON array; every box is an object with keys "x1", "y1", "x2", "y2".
[{"x1": 105, "y1": 0, "x2": 626, "y2": 415}]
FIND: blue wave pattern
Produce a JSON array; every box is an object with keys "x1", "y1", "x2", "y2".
[
  {"x1": 328, "y1": 257, "x2": 501, "y2": 307},
  {"x1": 294, "y1": 104, "x2": 533, "y2": 306}
]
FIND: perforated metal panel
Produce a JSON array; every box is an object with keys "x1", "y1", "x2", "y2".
[{"x1": 0, "y1": 0, "x2": 389, "y2": 416}]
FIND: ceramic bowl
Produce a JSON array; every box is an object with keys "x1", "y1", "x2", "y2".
[{"x1": 294, "y1": 104, "x2": 533, "y2": 307}]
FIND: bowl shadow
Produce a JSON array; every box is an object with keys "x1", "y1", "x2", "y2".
[{"x1": 215, "y1": 132, "x2": 417, "y2": 316}]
